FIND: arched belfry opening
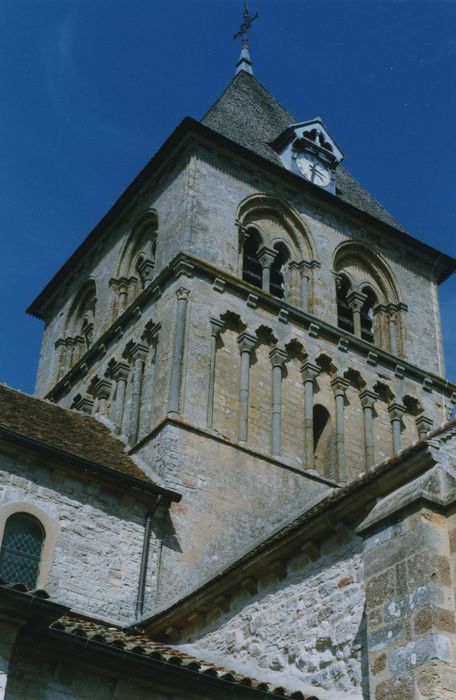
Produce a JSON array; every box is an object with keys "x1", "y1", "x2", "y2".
[
  {"x1": 237, "y1": 194, "x2": 318, "y2": 311},
  {"x1": 333, "y1": 242, "x2": 404, "y2": 354}
]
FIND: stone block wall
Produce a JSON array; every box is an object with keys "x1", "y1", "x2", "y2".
[
  {"x1": 361, "y1": 503, "x2": 456, "y2": 699},
  {"x1": 188, "y1": 147, "x2": 445, "y2": 374},
  {"x1": 35, "y1": 138, "x2": 448, "y2": 406},
  {"x1": 0, "y1": 451, "x2": 157, "y2": 624},
  {"x1": 180, "y1": 530, "x2": 366, "y2": 700},
  {"x1": 138, "y1": 420, "x2": 332, "y2": 610}
]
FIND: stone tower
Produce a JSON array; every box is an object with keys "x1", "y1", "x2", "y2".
[{"x1": 27, "y1": 64, "x2": 456, "y2": 612}]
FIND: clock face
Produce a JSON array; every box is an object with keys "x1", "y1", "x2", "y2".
[{"x1": 295, "y1": 152, "x2": 331, "y2": 187}]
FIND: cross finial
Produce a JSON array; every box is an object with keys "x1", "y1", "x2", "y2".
[
  {"x1": 233, "y1": 1, "x2": 259, "y2": 41},
  {"x1": 233, "y1": 1, "x2": 258, "y2": 75}
]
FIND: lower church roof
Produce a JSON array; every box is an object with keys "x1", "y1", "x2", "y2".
[{"x1": 0, "y1": 384, "x2": 180, "y2": 501}]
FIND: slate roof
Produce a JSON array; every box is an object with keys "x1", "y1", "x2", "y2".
[
  {"x1": 50, "y1": 615, "x2": 319, "y2": 699},
  {"x1": 0, "y1": 384, "x2": 179, "y2": 500},
  {"x1": 203, "y1": 70, "x2": 407, "y2": 232}
]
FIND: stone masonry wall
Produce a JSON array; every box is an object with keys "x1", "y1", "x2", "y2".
[
  {"x1": 0, "y1": 451, "x2": 157, "y2": 624},
  {"x1": 189, "y1": 148, "x2": 445, "y2": 374},
  {"x1": 138, "y1": 421, "x2": 332, "y2": 609},
  {"x1": 180, "y1": 530, "x2": 366, "y2": 700},
  {"x1": 362, "y1": 503, "x2": 456, "y2": 699},
  {"x1": 35, "y1": 151, "x2": 196, "y2": 397}
]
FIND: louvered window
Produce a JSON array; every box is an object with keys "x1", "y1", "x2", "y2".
[
  {"x1": 336, "y1": 276, "x2": 354, "y2": 334},
  {"x1": 0, "y1": 513, "x2": 44, "y2": 588},
  {"x1": 242, "y1": 231, "x2": 262, "y2": 289}
]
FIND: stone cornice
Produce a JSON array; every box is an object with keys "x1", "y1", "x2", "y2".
[{"x1": 45, "y1": 252, "x2": 456, "y2": 404}]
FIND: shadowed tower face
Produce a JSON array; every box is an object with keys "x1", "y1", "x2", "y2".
[{"x1": 27, "y1": 40, "x2": 456, "y2": 609}]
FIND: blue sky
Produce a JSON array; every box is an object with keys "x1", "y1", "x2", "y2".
[{"x1": 1, "y1": 0, "x2": 455, "y2": 392}]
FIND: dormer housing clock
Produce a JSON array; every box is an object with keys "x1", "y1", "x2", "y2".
[{"x1": 272, "y1": 118, "x2": 344, "y2": 193}]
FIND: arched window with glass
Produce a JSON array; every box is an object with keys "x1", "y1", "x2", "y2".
[{"x1": 0, "y1": 513, "x2": 45, "y2": 588}]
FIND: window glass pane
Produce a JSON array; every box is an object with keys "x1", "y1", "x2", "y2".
[{"x1": 0, "y1": 514, "x2": 44, "y2": 588}]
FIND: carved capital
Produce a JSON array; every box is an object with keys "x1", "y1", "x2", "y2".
[
  {"x1": 172, "y1": 260, "x2": 195, "y2": 279},
  {"x1": 257, "y1": 246, "x2": 277, "y2": 269},
  {"x1": 128, "y1": 342, "x2": 149, "y2": 363},
  {"x1": 176, "y1": 287, "x2": 190, "y2": 301},
  {"x1": 388, "y1": 401, "x2": 406, "y2": 421},
  {"x1": 269, "y1": 347, "x2": 287, "y2": 368},
  {"x1": 112, "y1": 361, "x2": 130, "y2": 382},
  {"x1": 415, "y1": 414, "x2": 433, "y2": 437},
  {"x1": 73, "y1": 395, "x2": 94, "y2": 414},
  {"x1": 136, "y1": 257, "x2": 155, "y2": 284},
  {"x1": 359, "y1": 388, "x2": 378, "y2": 409},
  {"x1": 347, "y1": 290, "x2": 367, "y2": 313},
  {"x1": 237, "y1": 331, "x2": 257, "y2": 353},
  {"x1": 300, "y1": 361, "x2": 320, "y2": 382},
  {"x1": 210, "y1": 317, "x2": 225, "y2": 337},
  {"x1": 95, "y1": 378, "x2": 112, "y2": 400},
  {"x1": 142, "y1": 321, "x2": 161, "y2": 346},
  {"x1": 331, "y1": 376, "x2": 349, "y2": 397}
]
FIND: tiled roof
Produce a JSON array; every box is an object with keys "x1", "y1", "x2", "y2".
[
  {"x1": 0, "y1": 384, "x2": 179, "y2": 499},
  {"x1": 51, "y1": 615, "x2": 319, "y2": 699},
  {"x1": 202, "y1": 71, "x2": 407, "y2": 233},
  {"x1": 0, "y1": 576, "x2": 50, "y2": 598}
]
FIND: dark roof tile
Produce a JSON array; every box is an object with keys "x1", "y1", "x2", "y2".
[
  {"x1": 203, "y1": 71, "x2": 407, "y2": 232},
  {"x1": 0, "y1": 384, "x2": 167, "y2": 491}
]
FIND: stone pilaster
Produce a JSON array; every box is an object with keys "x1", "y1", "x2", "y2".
[
  {"x1": 128, "y1": 343, "x2": 148, "y2": 445},
  {"x1": 168, "y1": 287, "x2": 190, "y2": 417},
  {"x1": 112, "y1": 361, "x2": 130, "y2": 434},
  {"x1": 358, "y1": 456, "x2": 456, "y2": 700},
  {"x1": 388, "y1": 402, "x2": 406, "y2": 455},
  {"x1": 360, "y1": 389, "x2": 378, "y2": 470},
  {"x1": 206, "y1": 318, "x2": 225, "y2": 430},
  {"x1": 237, "y1": 331, "x2": 257, "y2": 444},
  {"x1": 94, "y1": 378, "x2": 112, "y2": 417},
  {"x1": 301, "y1": 361, "x2": 320, "y2": 470},
  {"x1": 416, "y1": 414, "x2": 433, "y2": 440},
  {"x1": 269, "y1": 347, "x2": 287, "y2": 457},
  {"x1": 331, "y1": 377, "x2": 349, "y2": 483}
]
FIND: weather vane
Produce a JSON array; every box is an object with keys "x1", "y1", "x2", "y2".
[{"x1": 233, "y1": 0, "x2": 259, "y2": 42}]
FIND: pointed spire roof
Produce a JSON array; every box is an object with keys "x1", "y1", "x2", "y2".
[{"x1": 202, "y1": 71, "x2": 407, "y2": 232}]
